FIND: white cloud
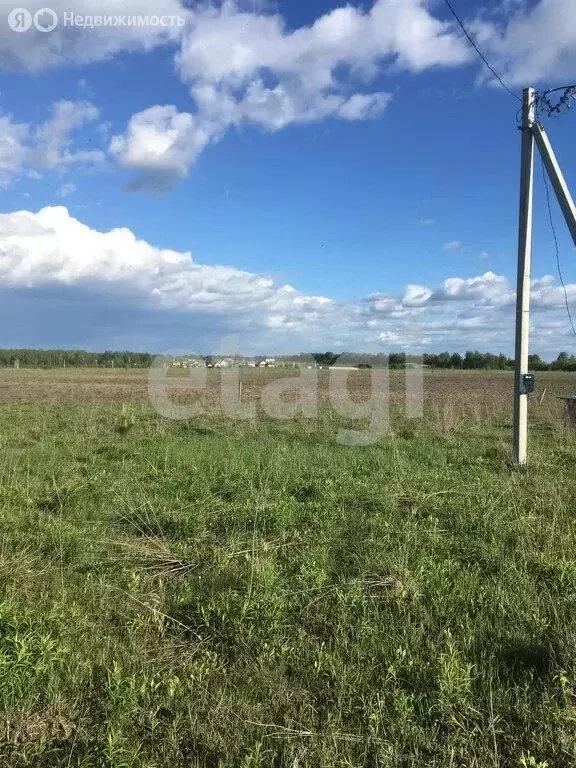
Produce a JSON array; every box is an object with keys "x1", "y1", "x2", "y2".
[
  {"x1": 1, "y1": 207, "x2": 575, "y2": 352},
  {"x1": 109, "y1": 90, "x2": 392, "y2": 188},
  {"x1": 110, "y1": 0, "x2": 473, "y2": 188},
  {"x1": 34, "y1": 101, "x2": 104, "y2": 169},
  {"x1": 15, "y1": 0, "x2": 571, "y2": 190},
  {"x1": 0, "y1": 101, "x2": 106, "y2": 188},
  {"x1": 443, "y1": 240, "x2": 463, "y2": 252},
  {"x1": 531, "y1": 274, "x2": 576, "y2": 308},
  {"x1": 403, "y1": 284, "x2": 432, "y2": 306},
  {"x1": 57, "y1": 182, "x2": 77, "y2": 198},
  {"x1": 179, "y1": 0, "x2": 468, "y2": 130},
  {"x1": 176, "y1": 0, "x2": 470, "y2": 89},
  {"x1": 377, "y1": 331, "x2": 403, "y2": 343},
  {"x1": 0, "y1": 207, "x2": 320, "y2": 321},
  {"x1": 0, "y1": 115, "x2": 29, "y2": 187},
  {"x1": 419, "y1": 218, "x2": 435, "y2": 227},
  {"x1": 476, "y1": 0, "x2": 576, "y2": 86},
  {"x1": 434, "y1": 272, "x2": 514, "y2": 305},
  {"x1": 337, "y1": 93, "x2": 393, "y2": 121},
  {"x1": 109, "y1": 105, "x2": 218, "y2": 191}
]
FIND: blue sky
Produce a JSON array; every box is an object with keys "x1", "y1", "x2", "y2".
[{"x1": 1, "y1": 0, "x2": 576, "y2": 356}]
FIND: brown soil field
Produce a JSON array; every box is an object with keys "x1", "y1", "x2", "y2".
[{"x1": 0, "y1": 367, "x2": 574, "y2": 413}]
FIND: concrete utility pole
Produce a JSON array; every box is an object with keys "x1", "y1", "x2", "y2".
[
  {"x1": 532, "y1": 122, "x2": 576, "y2": 247},
  {"x1": 512, "y1": 87, "x2": 576, "y2": 465},
  {"x1": 513, "y1": 87, "x2": 535, "y2": 467}
]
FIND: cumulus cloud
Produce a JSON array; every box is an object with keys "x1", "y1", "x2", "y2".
[
  {"x1": 403, "y1": 284, "x2": 432, "y2": 306},
  {"x1": 434, "y1": 271, "x2": 514, "y2": 305},
  {"x1": 1, "y1": 207, "x2": 575, "y2": 352},
  {"x1": 8, "y1": 0, "x2": 573, "y2": 190},
  {"x1": 0, "y1": 115, "x2": 29, "y2": 187},
  {"x1": 476, "y1": 0, "x2": 576, "y2": 86},
  {"x1": 0, "y1": 207, "x2": 326, "y2": 322},
  {"x1": 109, "y1": 105, "x2": 219, "y2": 191},
  {"x1": 3, "y1": 0, "x2": 571, "y2": 91},
  {"x1": 109, "y1": 0, "x2": 474, "y2": 188},
  {"x1": 531, "y1": 274, "x2": 576, "y2": 308},
  {"x1": 176, "y1": 0, "x2": 470, "y2": 89},
  {"x1": 117, "y1": 0, "x2": 575, "y2": 189},
  {"x1": 33, "y1": 101, "x2": 104, "y2": 169},
  {"x1": 0, "y1": 102, "x2": 105, "y2": 187},
  {"x1": 442, "y1": 240, "x2": 463, "y2": 252}
]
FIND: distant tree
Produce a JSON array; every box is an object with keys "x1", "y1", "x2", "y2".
[
  {"x1": 388, "y1": 353, "x2": 406, "y2": 369},
  {"x1": 528, "y1": 354, "x2": 549, "y2": 371},
  {"x1": 312, "y1": 352, "x2": 339, "y2": 367},
  {"x1": 551, "y1": 352, "x2": 576, "y2": 371},
  {"x1": 437, "y1": 352, "x2": 451, "y2": 369},
  {"x1": 450, "y1": 352, "x2": 463, "y2": 369}
]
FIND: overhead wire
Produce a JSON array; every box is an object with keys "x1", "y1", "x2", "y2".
[
  {"x1": 441, "y1": 0, "x2": 521, "y2": 102},
  {"x1": 438, "y1": 1, "x2": 575, "y2": 338},
  {"x1": 540, "y1": 157, "x2": 576, "y2": 338}
]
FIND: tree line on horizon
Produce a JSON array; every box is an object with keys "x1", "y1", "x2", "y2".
[
  {"x1": 305, "y1": 351, "x2": 576, "y2": 371},
  {"x1": 1, "y1": 348, "x2": 575, "y2": 371},
  {"x1": 0, "y1": 349, "x2": 153, "y2": 369}
]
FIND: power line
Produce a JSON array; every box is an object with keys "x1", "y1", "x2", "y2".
[
  {"x1": 442, "y1": 0, "x2": 521, "y2": 103},
  {"x1": 540, "y1": 157, "x2": 576, "y2": 338}
]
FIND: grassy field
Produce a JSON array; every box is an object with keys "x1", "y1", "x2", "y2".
[{"x1": 1, "y1": 368, "x2": 576, "y2": 767}]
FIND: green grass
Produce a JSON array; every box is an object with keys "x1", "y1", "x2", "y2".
[{"x1": 1, "y1": 399, "x2": 576, "y2": 767}]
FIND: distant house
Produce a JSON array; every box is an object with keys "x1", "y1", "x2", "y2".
[
  {"x1": 172, "y1": 357, "x2": 203, "y2": 368},
  {"x1": 255, "y1": 357, "x2": 276, "y2": 368}
]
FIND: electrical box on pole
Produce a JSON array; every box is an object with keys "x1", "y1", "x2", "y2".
[{"x1": 518, "y1": 373, "x2": 535, "y2": 395}]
